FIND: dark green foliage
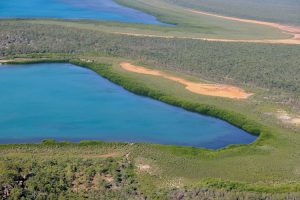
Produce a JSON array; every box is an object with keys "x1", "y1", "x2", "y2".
[{"x1": 0, "y1": 156, "x2": 142, "y2": 199}]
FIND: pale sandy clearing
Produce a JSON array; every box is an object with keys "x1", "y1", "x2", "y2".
[
  {"x1": 277, "y1": 110, "x2": 300, "y2": 126},
  {"x1": 0, "y1": 59, "x2": 12, "y2": 63},
  {"x1": 136, "y1": 164, "x2": 151, "y2": 172},
  {"x1": 0, "y1": 58, "x2": 36, "y2": 63},
  {"x1": 120, "y1": 62, "x2": 252, "y2": 99},
  {"x1": 111, "y1": 31, "x2": 300, "y2": 45}
]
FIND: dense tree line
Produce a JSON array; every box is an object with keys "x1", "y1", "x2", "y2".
[
  {"x1": 0, "y1": 152, "x2": 141, "y2": 199},
  {"x1": 1, "y1": 21, "x2": 300, "y2": 97}
]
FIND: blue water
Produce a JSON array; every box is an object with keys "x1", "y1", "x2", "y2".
[
  {"x1": 0, "y1": 63, "x2": 256, "y2": 149},
  {"x1": 0, "y1": 0, "x2": 165, "y2": 24}
]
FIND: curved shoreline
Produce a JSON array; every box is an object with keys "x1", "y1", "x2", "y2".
[
  {"x1": 71, "y1": 60, "x2": 266, "y2": 139},
  {"x1": 1, "y1": 58, "x2": 271, "y2": 150}
]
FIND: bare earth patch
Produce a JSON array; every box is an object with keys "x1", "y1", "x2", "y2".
[
  {"x1": 0, "y1": 60, "x2": 12, "y2": 63},
  {"x1": 120, "y1": 62, "x2": 252, "y2": 99},
  {"x1": 79, "y1": 152, "x2": 121, "y2": 158},
  {"x1": 136, "y1": 164, "x2": 151, "y2": 174},
  {"x1": 0, "y1": 58, "x2": 38, "y2": 64},
  {"x1": 277, "y1": 110, "x2": 300, "y2": 126}
]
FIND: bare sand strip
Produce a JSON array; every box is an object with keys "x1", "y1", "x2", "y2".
[
  {"x1": 109, "y1": 10, "x2": 300, "y2": 45},
  {"x1": 0, "y1": 60, "x2": 13, "y2": 63},
  {"x1": 111, "y1": 31, "x2": 300, "y2": 45},
  {"x1": 187, "y1": 9, "x2": 300, "y2": 44},
  {"x1": 120, "y1": 62, "x2": 252, "y2": 99},
  {"x1": 0, "y1": 58, "x2": 34, "y2": 64}
]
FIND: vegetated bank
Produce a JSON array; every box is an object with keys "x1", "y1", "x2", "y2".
[{"x1": 74, "y1": 60, "x2": 265, "y2": 138}]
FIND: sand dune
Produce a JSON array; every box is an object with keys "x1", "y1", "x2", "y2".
[{"x1": 120, "y1": 62, "x2": 252, "y2": 99}]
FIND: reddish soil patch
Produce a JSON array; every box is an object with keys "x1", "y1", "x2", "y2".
[{"x1": 120, "y1": 62, "x2": 252, "y2": 99}]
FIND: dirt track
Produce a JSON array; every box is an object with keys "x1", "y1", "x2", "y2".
[
  {"x1": 187, "y1": 9, "x2": 300, "y2": 45},
  {"x1": 120, "y1": 62, "x2": 252, "y2": 99},
  {"x1": 109, "y1": 10, "x2": 300, "y2": 45}
]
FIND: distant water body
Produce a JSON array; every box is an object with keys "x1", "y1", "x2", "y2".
[
  {"x1": 0, "y1": 63, "x2": 256, "y2": 149},
  {"x1": 0, "y1": 0, "x2": 165, "y2": 24}
]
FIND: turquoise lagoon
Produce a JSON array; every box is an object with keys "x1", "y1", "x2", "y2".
[
  {"x1": 0, "y1": 63, "x2": 256, "y2": 149},
  {"x1": 0, "y1": 0, "x2": 164, "y2": 24}
]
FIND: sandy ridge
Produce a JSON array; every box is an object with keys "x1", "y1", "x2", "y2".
[{"x1": 120, "y1": 62, "x2": 252, "y2": 99}]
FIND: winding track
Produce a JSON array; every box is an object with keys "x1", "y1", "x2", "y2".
[
  {"x1": 109, "y1": 9, "x2": 300, "y2": 45},
  {"x1": 187, "y1": 9, "x2": 300, "y2": 44}
]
